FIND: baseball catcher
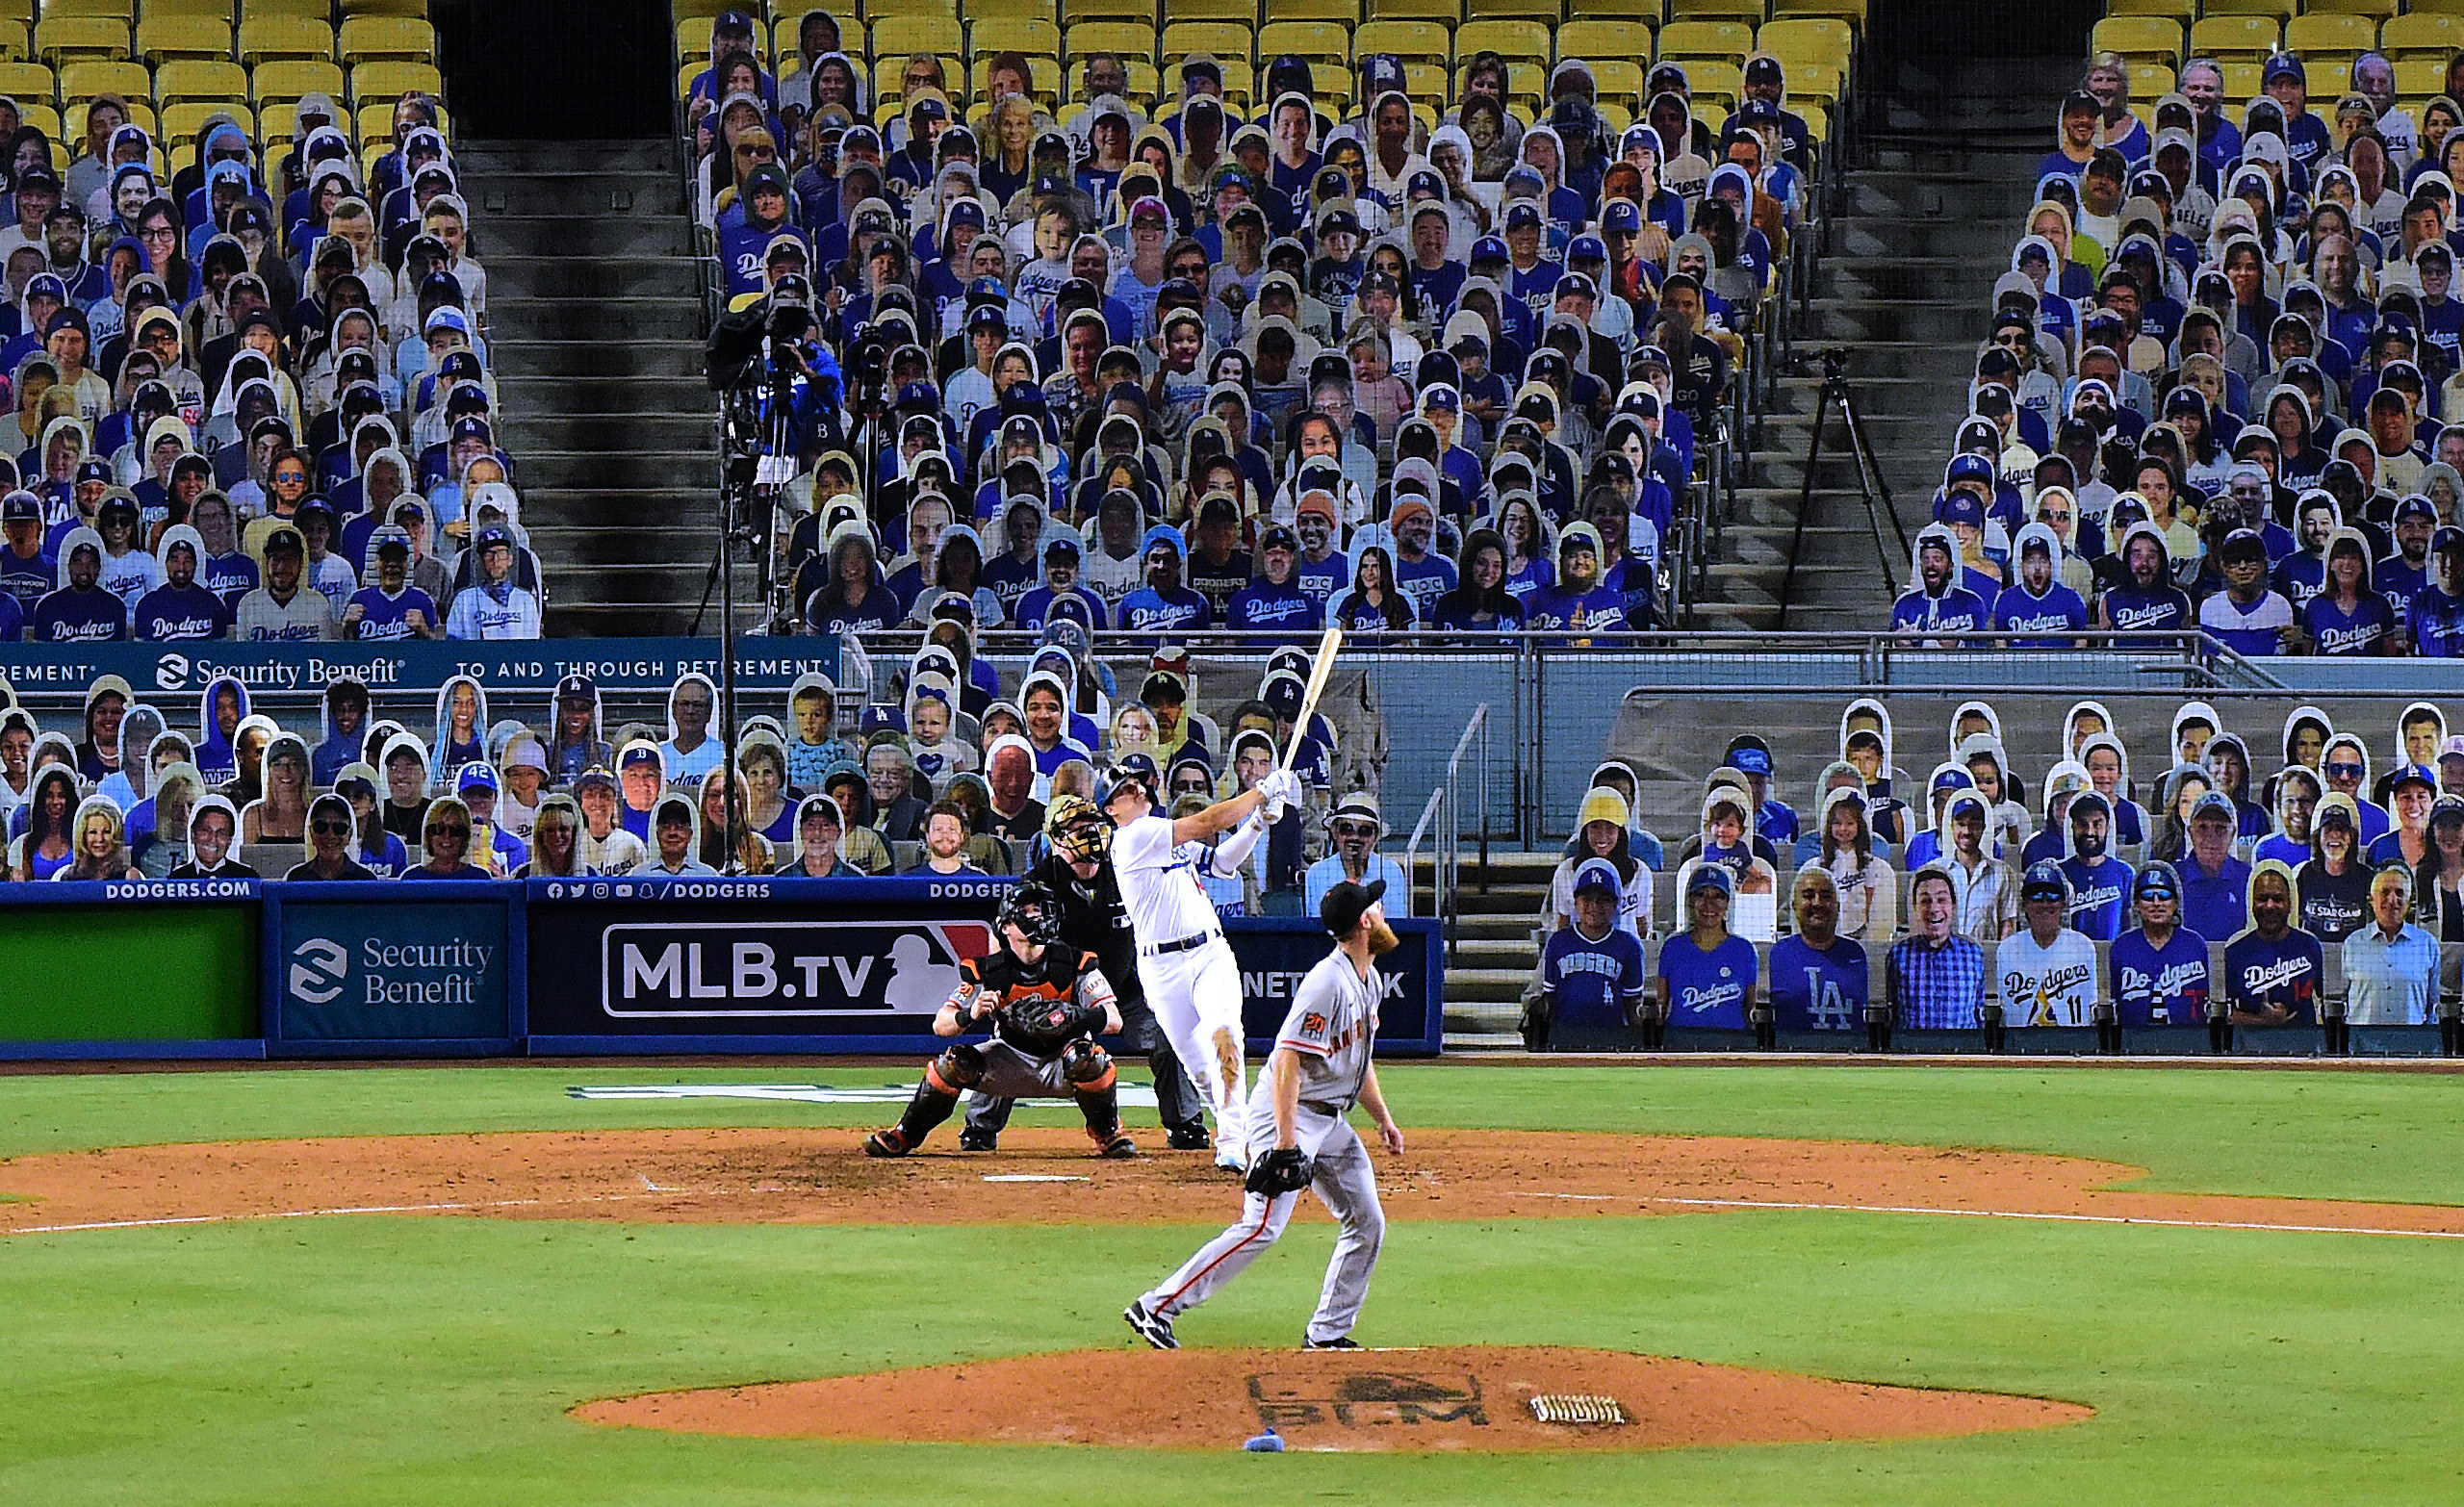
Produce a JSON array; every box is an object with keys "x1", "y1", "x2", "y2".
[{"x1": 864, "y1": 881, "x2": 1137, "y2": 1159}]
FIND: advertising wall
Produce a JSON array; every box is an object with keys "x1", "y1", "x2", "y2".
[{"x1": 0, "y1": 882, "x2": 260, "y2": 1056}]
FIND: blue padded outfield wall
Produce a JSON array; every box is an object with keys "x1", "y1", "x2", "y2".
[{"x1": 0, "y1": 879, "x2": 1447, "y2": 1060}]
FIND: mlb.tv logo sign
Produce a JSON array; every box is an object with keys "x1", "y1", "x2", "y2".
[{"x1": 601, "y1": 920, "x2": 994, "y2": 1018}]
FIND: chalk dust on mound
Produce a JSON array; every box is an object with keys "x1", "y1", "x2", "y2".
[
  {"x1": 3, "y1": 1128, "x2": 2461, "y2": 1239},
  {"x1": 573, "y1": 1345, "x2": 2094, "y2": 1453}
]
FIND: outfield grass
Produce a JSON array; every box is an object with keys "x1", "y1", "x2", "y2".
[{"x1": 3, "y1": 1063, "x2": 2462, "y2": 1505}]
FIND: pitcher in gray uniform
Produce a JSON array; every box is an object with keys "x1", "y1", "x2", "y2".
[{"x1": 1123, "y1": 878, "x2": 1406, "y2": 1350}]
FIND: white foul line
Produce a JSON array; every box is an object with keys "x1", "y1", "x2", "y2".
[
  {"x1": 6, "y1": 1188, "x2": 733, "y2": 1237},
  {"x1": 1602, "y1": 1192, "x2": 2464, "y2": 1240}
]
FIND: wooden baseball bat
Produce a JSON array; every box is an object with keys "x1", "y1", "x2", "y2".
[{"x1": 1280, "y1": 625, "x2": 1344, "y2": 772}]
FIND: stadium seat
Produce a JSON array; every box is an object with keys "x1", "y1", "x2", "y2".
[
  {"x1": 2301, "y1": 0, "x2": 2395, "y2": 15},
  {"x1": 1162, "y1": 0, "x2": 1261, "y2": 21},
  {"x1": 1667, "y1": 0, "x2": 1761, "y2": 21},
  {"x1": 251, "y1": 58, "x2": 347, "y2": 104},
  {"x1": 0, "y1": 59, "x2": 53, "y2": 104},
  {"x1": 338, "y1": 0, "x2": 434, "y2": 15},
  {"x1": 2103, "y1": 0, "x2": 2192, "y2": 17},
  {"x1": 1401, "y1": 59, "x2": 1448, "y2": 99},
  {"x1": 163, "y1": 99, "x2": 254, "y2": 148},
  {"x1": 875, "y1": 14, "x2": 966, "y2": 62},
  {"x1": 1568, "y1": 0, "x2": 1657, "y2": 22},
  {"x1": 1587, "y1": 58, "x2": 1648, "y2": 109},
  {"x1": 2198, "y1": 0, "x2": 2293, "y2": 19},
  {"x1": 1453, "y1": 19, "x2": 1546, "y2": 64},
  {"x1": 62, "y1": 60, "x2": 152, "y2": 105},
  {"x1": 2218, "y1": 60, "x2": 2263, "y2": 100},
  {"x1": 2381, "y1": 13, "x2": 2464, "y2": 62},
  {"x1": 136, "y1": 16, "x2": 232, "y2": 65},
  {"x1": 1560, "y1": 20, "x2": 1656, "y2": 67},
  {"x1": 2087, "y1": 16, "x2": 2181, "y2": 69},
  {"x1": 1366, "y1": 0, "x2": 1461, "y2": 21},
  {"x1": 42, "y1": 0, "x2": 131, "y2": 18},
  {"x1": 1059, "y1": 0, "x2": 1152, "y2": 24},
  {"x1": 2126, "y1": 62, "x2": 2174, "y2": 101},
  {"x1": 239, "y1": 16, "x2": 335, "y2": 65},
  {"x1": 1063, "y1": 20, "x2": 1155, "y2": 63},
  {"x1": 1764, "y1": 0, "x2": 1862, "y2": 21},
  {"x1": 1758, "y1": 16, "x2": 1853, "y2": 67},
  {"x1": 1159, "y1": 22, "x2": 1253, "y2": 66},
  {"x1": 1268, "y1": 0, "x2": 1365, "y2": 21},
  {"x1": 2185, "y1": 14, "x2": 2278, "y2": 64},
  {"x1": 1682, "y1": 56, "x2": 1740, "y2": 106},
  {"x1": 976, "y1": 15, "x2": 1064, "y2": 61},
  {"x1": 339, "y1": 16, "x2": 437, "y2": 64},
  {"x1": 1256, "y1": 20, "x2": 1348, "y2": 65},
  {"x1": 1656, "y1": 18, "x2": 1756, "y2": 63},
  {"x1": 33, "y1": 15, "x2": 128, "y2": 64},
  {"x1": 2283, "y1": 13, "x2": 2374, "y2": 70},
  {"x1": 145, "y1": 0, "x2": 239, "y2": 15},
  {"x1": 349, "y1": 59, "x2": 441, "y2": 105},
  {"x1": 1354, "y1": 19, "x2": 1452, "y2": 64},
  {"x1": 2394, "y1": 57, "x2": 2446, "y2": 97}
]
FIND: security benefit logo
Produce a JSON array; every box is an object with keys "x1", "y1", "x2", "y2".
[
  {"x1": 289, "y1": 934, "x2": 497, "y2": 1009},
  {"x1": 1247, "y1": 1370, "x2": 1489, "y2": 1432},
  {"x1": 602, "y1": 920, "x2": 994, "y2": 1018}
]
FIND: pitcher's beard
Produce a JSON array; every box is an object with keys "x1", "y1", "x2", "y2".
[{"x1": 1366, "y1": 917, "x2": 1401, "y2": 956}]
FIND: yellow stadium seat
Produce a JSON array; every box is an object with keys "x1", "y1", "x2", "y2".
[
  {"x1": 138, "y1": 17, "x2": 233, "y2": 66},
  {"x1": 1063, "y1": 19, "x2": 1153, "y2": 61},
  {"x1": 2198, "y1": 0, "x2": 2293, "y2": 19},
  {"x1": 1656, "y1": 18, "x2": 1755, "y2": 61},
  {"x1": 675, "y1": 18, "x2": 710, "y2": 63},
  {"x1": 1399, "y1": 59, "x2": 1445, "y2": 97},
  {"x1": 1787, "y1": 59, "x2": 1839, "y2": 98},
  {"x1": 1160, "y1": 20, "x2": 1251, "y2": 64},
  {"x1": 977, "y1": 16, "x2": 1063, "y2": 60},
  {"x1": 968, "y1": 54, "x2": 1061, "y2": 103},
  {"x1": 0, "y1": 0, "x2": 27, "y2": 21},
  {"x1": 1665, "y1": 0, "x2": 1763, "y2": 23},
  {"x1": 1256, "y1": 19, "x2": 1348, "y2": 64},
  {"x1": 2304, "y1": 0, "x2": 2395, "y2": 14},
  {"x1": 2126, "y1": 61, "x2": 2174, "y2": 100},
  {"x1": 1561, "y1": 0, "x2": 1651, "y2": 21},
  {"x1": 33, "y1": 16, "x2": 127, "y2": 63},
  {"x1": 339, "y1": 16, "x2": 435, "y2": 64},
  {"x1": 1682, "y1": 57, "x2": 1738, "y2": 106},
  {"x1": 2103, "y1": 0, "x2": 2192, "y2": 16},
  {"x1": 0, "y1": 59, "x2": 52, "y2": 104},
  {"x1": 348, "y1": 59, "x2": 441, "y2": 105},
  {"x1": 2217, "y1": 60, "x2": 2263, "y2": 99},
  {"x1": 146, "y1": 0, "x2": 237, "y2": 15},
  {"x1": 163, "y1": 100, "x2": 254, "y2": 147},
  {"x1": 251, "y1": 58, "x2": 346, "y2": 103},
  {"x1": 2411, "y1": 0, "x2": 2464, "y2": 15},
  {"x1": 1059, "y1": 0, "x2": 1151, "y2": 24},
  {"x1": 239, "y1": 16, "x2": 334, "y2": 65},
  {"x1": 62, "y1": 60, "x2": 152, "y2": 104},
  {"x1": 2394, "y1": 56, "x2": 2446, "y2": 97},
  {"x1": 1366, "y1": 0, "x2": 1460, "y2": 20},
  {"x1": 875, "y1": 14, "x2": 965, "y2": 60},
  {"x1": 1559, "y1": 19, "x2": 1655, "y2": 64},
  {"x1": 1354, "y1": 19, "x2": 1451, "y2": 63},
  {"x1": 1757, "y1": 16, "x2": 1851, "y2": 65},
  {"x1": 1452, "y1": 18, "x2": 1544, "y2": 63},
  {"x1": 43, "y1": 0, "x2": 132, "y2": 19},
  {"x1": 2284, "y1": 13, "x2": 2374, "y2": 64},
  {"x1": 157, "y1": 59, "x2": 251, "y2": 104},
  {"x1": 2383, "y1": 13, "x2": 2464, "y2": 62},
  {"x1": 338, "y1": 0, "x2": 433, "y2": 15},
  {"x1": 0, "y1": 25, "x2": 24, "y2": 64},
  {"x1": 2088, "y1": 15, "x2": 2179, "y2": 68},
  {"x1": 1587, "y1": 58, "x2": 1647, "y2": 108},
  {"x1": 2185, "y1": 14, "x2": 2278, "y2": 63},
  {"x1": 1764, "y1": 0, "x2": 1861, "y2": 22}
]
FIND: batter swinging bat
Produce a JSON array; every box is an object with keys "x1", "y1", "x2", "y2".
[{"x1": 1280, "y1": 625, "x2": 1343, "y2": 772}]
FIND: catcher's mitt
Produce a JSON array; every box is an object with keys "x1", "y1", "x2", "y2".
[
  {"x1": 1245, "y1": 1146, "x2": 1315, "y2": 1196},
  {"x1": 1003, "y1": 995, "x2": 1096, "y2": 1044}
]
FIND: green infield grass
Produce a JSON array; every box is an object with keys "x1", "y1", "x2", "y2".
[{"x1": 3, "y1": 1061, "x2": 2461, "y2": 1505}]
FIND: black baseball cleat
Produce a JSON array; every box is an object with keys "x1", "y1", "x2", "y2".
[
  {"x1": 862, "y1": 1129, "x2": 910, "y2": 1158},
  {"x1": 958, "y1": 1131, "x2": 998, "y2": 1151},
  {"x1": 1092, "y1": 1130, "x2": 1139, "y2": 1159},
  {"x1": 1165, "y1": 1126, "x2": 1213, "y2": 1151},
  {"x1": 1304, "y1": 1336, "x2": 1361, "y2": 1350},
  {"x1": 1123, "y1": 1300, "x2": 1178, "y2": 1349}
]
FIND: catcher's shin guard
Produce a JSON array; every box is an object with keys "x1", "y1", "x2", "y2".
[
  {"x1": 885, "y1": 1050, "x2": 974, "y2": 1147},
  {"x1": 1063, "y1": 1039, "x2": 1124, "y2": 1145}
]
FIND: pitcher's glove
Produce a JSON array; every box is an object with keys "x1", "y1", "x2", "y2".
[{"x1": 1245, "y1": 1146, "x2": 1315, "y2": 1196}]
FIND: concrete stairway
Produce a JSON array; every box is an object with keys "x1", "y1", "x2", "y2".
[
  {"x1": 1707, "y1": 55, "x2": 2079, "y2": 632},
  {"x1": 1409, "y1": 850, "x2": 1559, "y2": 1046},
  {"x1": 452, "y1": 139, "x2": 727, "y2": 636}
]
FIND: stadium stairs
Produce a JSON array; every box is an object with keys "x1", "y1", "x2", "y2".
[
  {"x1": 456, "y1": 138, "x2": 725, "y2": 636},
  {"x1": 1724, "y1": 50, "x2": 2078, "y2": 631}
]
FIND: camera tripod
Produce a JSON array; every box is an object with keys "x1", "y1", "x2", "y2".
[{"x1": 1776, "y1": 346, "x2": 1909, "y2": 628}]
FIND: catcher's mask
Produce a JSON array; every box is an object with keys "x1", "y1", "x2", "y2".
[
  {"x1": 997, "y1": 880, "x2": 1065, "y2": 951},
  {"x1": 1046, "y1": 792, "x2": 1111, "y2": 864}
]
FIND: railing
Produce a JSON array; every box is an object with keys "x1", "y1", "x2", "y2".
[{"x1": 1403, "y1": 702, "x2": 1489, "y2": 969}]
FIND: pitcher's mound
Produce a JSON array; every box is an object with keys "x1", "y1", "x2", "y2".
[{"x1": 576, "y1": 1345, "x2": 2092, "y2": 1453}]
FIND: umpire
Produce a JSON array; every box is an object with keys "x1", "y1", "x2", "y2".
[{"x1": 961, "y1": 793, "x2": 1210, "y2": 1149}]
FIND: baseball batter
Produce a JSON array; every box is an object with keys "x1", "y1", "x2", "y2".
[
  {"x1": 1124, "y1": 878, "x2": 1403, "y2": 1351},
  {"x1": 862, "y1": 882, "x2": 1137, "y2": 1159},
  {"x1": 1100, "y1": 760, "x2": 1304, "y2": 1170}
]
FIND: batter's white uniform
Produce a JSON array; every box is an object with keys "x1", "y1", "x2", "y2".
[
  {"x1": 1112, "y1": 809, "x2": 1255, "y2": 1161},
  {"x1": 1138, "y1": 948, "x2": 1386, "y2": 1345}
]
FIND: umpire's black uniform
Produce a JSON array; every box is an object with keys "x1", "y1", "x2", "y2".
[{"x1": 962, "y1": 852, "x2": 1207, "y2": 1144}]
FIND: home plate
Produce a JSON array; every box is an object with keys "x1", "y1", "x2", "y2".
[{"x1": 983, "y1": 1175, "x2": 1091, "y2": 1183}]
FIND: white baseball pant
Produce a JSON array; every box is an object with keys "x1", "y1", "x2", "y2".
[
  {"x1": 1138, "y1": 1102, "x2": 1385, "y2": 1345},
  {"x1": 1139, "y1": 935, "x2": 1249, "y2": 1160}
]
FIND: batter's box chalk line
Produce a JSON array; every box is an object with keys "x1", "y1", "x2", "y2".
[{"x1": 567, "y1": 1084, "x2": 1161, "y2": 1108}]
